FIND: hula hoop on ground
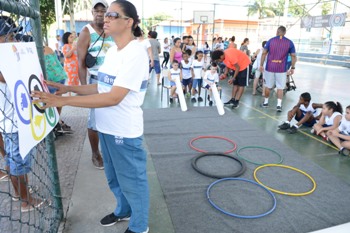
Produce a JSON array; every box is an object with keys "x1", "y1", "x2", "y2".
[
  {"x1": 236, "y1": 146, "x2": 283, "y2": 165},
  {"x1": 189, "y1": 136, "x2": 237, "y2": 154},
  {"x1": 207, "y1": 178, "x2": 277, "y2": 219},
  {"x1": 191, "y1": 153, "x2": 246, "y2": 179},
  {"x1": 254, "y1": 164, "x2": 317, "y2": 196}
]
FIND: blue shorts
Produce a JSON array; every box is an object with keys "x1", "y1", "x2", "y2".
[
  {"x1": 48, "y1": 79, "x2": 66, "y2": 94},
  {"x1": 88, "y1": 76, "x2": 98, "y2": 131},
  {"x1": 170, "y1": 81, "x2": 176, "y2": 87},
  {"x1": 149, "y1": 60, "x2": 161, "y2": 74},
  {"x1": 192, "y1": 79, "x2": 202, "y2": 89},
  {"x1": 295, "y1": 113, "x2": 317, "y2": 127},
  {"x1": 182, "y1": 78, "x2": 192, "y2": 86},
  {"x1": 3, "y1": 133, "x2": 33, "y2": 176}
]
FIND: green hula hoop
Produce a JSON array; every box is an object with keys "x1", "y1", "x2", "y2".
[{"x1": 236, "y1": 146, "x2": 283, "y2": 165}]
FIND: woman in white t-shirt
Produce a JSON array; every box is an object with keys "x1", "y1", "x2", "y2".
[
  {"x1": 313, "y1": 101, "x2": 343, "y2": 141},
  {"x1": 327, "y1": 105, "x2": 350, "y2": 156},
  {"x1": 161, "y1": 37, "x2": 170, "y2": 68},
  {"x1": 32, "y1": 1, "x2": 150, "y2": 232}
]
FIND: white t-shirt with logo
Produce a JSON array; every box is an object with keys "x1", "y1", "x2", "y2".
[
  {"x1": 203, "y1": 71, "x2": 219, "y2": 86},
  {"x1": 95, "y1": 40, "x2": 149, "y2": 138},
  {"x1": 181, "y1": 60, "x2": 192, "y2": 80},
  {"x1": 191, "y1": 59, "x2": 204, "y2": 80},
  {"x1": 0, "y1": 82, "x2": 18, "y2": 134},
  {"x1": 339, "y1": 117, "x2": 350, "y2": 135}
]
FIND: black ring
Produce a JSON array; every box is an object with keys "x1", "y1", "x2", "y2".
[
  {"x1": 28, "y1": 74, "x2": 45, "y2": 113},
  {"x1": 191, "y1": 153, "x2": 246, "y2": 179}
]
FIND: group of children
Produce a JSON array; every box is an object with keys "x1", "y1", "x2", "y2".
[
  {"x1": 278, "y1": 92, "x2": 350, "y2": 156},
  {"x1": 167, "y1": 50, "x2": 220, "y2": 106}
]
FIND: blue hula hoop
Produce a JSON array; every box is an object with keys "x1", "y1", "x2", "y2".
[{"x1": 207, "y1": 178, "x2": 277, "y2": 219}]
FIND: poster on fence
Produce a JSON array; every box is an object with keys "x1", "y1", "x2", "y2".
[{"x1": 0, "y1": 42, "x2": 59, "y2": 158}]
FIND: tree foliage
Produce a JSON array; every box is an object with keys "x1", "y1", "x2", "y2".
[
  {"x1": 143, "y1": 12, "x2": 172, "y2": 31},
  {"x1": 321, "y1": 1, "x2": 332, "y2": 15},
  {"x1": 40, "y1": 0, "x2": 56, "y2": 44},
  {"x1": 247, "y1": 0, "x2": 276, "y2": 19}
]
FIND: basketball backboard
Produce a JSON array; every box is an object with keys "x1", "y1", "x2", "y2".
[{"x1": 193, "y1": 11, "x2": 214, "y2": 24}]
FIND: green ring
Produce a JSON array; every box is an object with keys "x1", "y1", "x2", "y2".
[{"x1": 236, "y1": 146, "x2": 283, "y2": 165}]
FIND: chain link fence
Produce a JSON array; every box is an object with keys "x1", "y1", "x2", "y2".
[{"x1": 0, "y1": 0, "x2": 63, "y2": 232}]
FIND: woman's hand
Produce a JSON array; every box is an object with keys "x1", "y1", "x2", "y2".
[
  {"x1": 31, "y1": 90, "x2": 65, "y2": 109},
  {"x1": 45, "y1": 80, "x2": 69, "y2": 95}
]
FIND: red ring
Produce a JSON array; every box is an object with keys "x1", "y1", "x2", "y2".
[{"x1": 189, "y1": 136, "x2": 237, "y2": 154}]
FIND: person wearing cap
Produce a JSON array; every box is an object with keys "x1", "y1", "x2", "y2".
[
  {"x1": 77, "y1": 0, "x2": 115, "y2": 169},
  {"x1": 0, "y1": 17, "x2": 45, "y2": 212}
]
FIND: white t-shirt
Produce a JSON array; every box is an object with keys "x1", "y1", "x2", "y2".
[
  {"x1": 163, "y1": 42, "x2": 170, "y2": 53},
  {"x1": 169, "y1": 68, "x2": 181, "y2": 82},
  {"x1": 203, "y1": 71, "x2": 219, "y2": 86},
  {"x1": 95, "y1": 40, "x2": 149, "y2": 138},
  {"x1": 300, "y1": 102, "x2": 318, "y2": 117},
  {"x1": 191, "y1": 59, "x2": 204, "y2": 79},
  {"x1": 181, "y1": 60, "x2": 192, "y2": 80},
  {"x1": 339, "y1": 117, "x2": 350, "y2": 135},
  {"x1": 0, "y1": 82, "x2": 18, "y2": 133},
  {"x1": 139, "y1": 39, "x2": 151, "y2": 52},
  {"x1": 325, "y1": 112, "x2": 342, "y2": 126}
]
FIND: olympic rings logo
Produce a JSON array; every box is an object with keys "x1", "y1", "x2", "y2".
[{"x1": 13, "y1": 74, "x2": 57, "y2": 141}]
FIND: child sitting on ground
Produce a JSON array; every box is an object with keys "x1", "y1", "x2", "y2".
[
  {"x1": 203, "y1": 62, "x2": 221, "y2": 106},
  {"x1": 278, "y1": 92, "x2": 322, "y2": 134},
  {"x1": 168, "y1": 60, "x2": 182, "y2": 103},
  {"x1": 312, "y1": 101, "x2": 343, "y2": 141},
  {"x1": 327, "y1": 105, "x2": 350, "y2": 156}
]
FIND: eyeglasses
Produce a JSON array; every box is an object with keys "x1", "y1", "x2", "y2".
[{"x1": 104, "y1": 12, "x2": 130, "y2": 20}]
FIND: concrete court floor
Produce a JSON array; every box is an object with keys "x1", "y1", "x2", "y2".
[{"x1": 65, "y1": 61, "x2": 350, "y2": 233}]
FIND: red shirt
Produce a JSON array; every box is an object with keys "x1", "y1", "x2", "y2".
[{"x1": 223, "y1": 48, "x2": 250, "y2": 71}]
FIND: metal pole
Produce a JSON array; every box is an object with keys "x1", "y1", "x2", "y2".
[{"x1": 212, "y1": 4, "x2": 216, "y2": 47}]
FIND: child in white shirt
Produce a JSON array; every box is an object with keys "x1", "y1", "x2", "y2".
[
  {"x1": 203, "y1": 62, "x2": 221, "y2": 106},
  {"x1": 168, "y1": 60, "x2": 182, "y2": 103},
  {"x1": 190, "y1": 51, "x2": 204, "y2": 103}
]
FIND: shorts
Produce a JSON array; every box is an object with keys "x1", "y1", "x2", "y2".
[
  {"x1": 255, "y1": 70, "x2": 262, "y2": 79},
  {"x1": 3, "y1": 133, "x2": 33, "y2": 176},
  {"x1": 264, "y1": 71, "x2": 287, "y2": 89},
  {"x1": 192, "y1": 79, "x2": 202, "y2": 89},
  {"x1": 170, "y1": 81, "x2": 176, "y2": 87},
  {"x1": 88, "y1": 75, "x2": 98, "y2": 131},
  {"x1": 182, "y1": 78, "x2": 192, "y2": 86},
  {"x1": 295, "y1": 113, "x2": 317, "y2": 127},
  {"x1": 233, "y1": 67, "x2": 249, "y2": 87},
  {"x1": 149, "y1": 60, "x2": 161, "y2": 74},
  {"x1": 48, "y1": 79, "x2": 66, "y2": 94}
]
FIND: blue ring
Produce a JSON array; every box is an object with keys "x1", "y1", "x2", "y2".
[
  {"x1": 207, "y1": 178, "x2": 277, "y2": 219},
  {"x1": 14, "y1": 80, "x2": 32, "y2": 125}
]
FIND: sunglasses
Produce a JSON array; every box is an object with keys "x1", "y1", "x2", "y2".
[{"x1": 104, "y1": 12, "x2": 130, "y2": 20}]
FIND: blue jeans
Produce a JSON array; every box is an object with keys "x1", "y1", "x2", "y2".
[
  {"x1": 3, "y1": 133, "x2": 33, "y2": 176},
  {"x1": 99, "y1": 133, "x2": 149, "y2": 232}
]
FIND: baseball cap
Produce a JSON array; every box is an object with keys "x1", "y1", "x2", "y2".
[
  {"x1": 92, "y1": 0, "x2": 108, "y2": 9},
  {"x1": 0, "y1": 19, "x2": 23, "y2": 36}
]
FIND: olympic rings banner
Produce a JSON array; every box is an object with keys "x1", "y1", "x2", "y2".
[{"x1": 0, "y1": 42, "x2": 59, "y2": 158}]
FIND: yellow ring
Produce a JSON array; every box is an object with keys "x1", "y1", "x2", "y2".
[
  {"x1": 30, "y1": 104, "x2": 47, "y2": 141},
  {"x1": 253, "y1": 164, "x2": 317, "y2": 196}
]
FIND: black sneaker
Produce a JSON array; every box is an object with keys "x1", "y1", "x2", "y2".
[
  {"x1": 232, "y1": 101, "x2": 239, "y2": 109},
  {"x1": 207, "y1": 95, "x2": 210, "y2": 101},
  {"x1": 224, "y1": 98, "x2": 234, "y2": 105},
  {"x1": 124, "y1": 227, "x2": 149, "y2": 233},
  {"x1": 276, "y1": 106, "x2": 282, "y2": 112},
  {"x1": 169, "y1": 98, "x2": 173, "y2": 103},
  {"x1": 198, "y1": 96, "x2": 203, "y2": 102},
  {"x1": 209, "y1": 100, "x2": 213, "y2": 106},
  {"x1": 339, "y1": 148, "x2": 350, "y2": 156},
  {"x1": 261, "y1": 103, "x2": 269, "y2": 108},
  {"x1": 191, "y1": 97, "x2": 196, "y2": 103},
  {"x1": 100, "y1": 213, "x2": 130, "y2": 227},
  {"x1": 278, "y1": 122, "x2": 290, "y2": 130},
  {"x1": 287, "y1": 125, "x2": 298, "y2": 134}
]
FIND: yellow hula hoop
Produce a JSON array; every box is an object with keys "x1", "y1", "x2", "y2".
[{"x1": 253, "y1": 164, "x2": 317, "y2": 196}]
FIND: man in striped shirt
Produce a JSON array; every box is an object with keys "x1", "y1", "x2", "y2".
[{"x1": 260, "y1": 26, "x2": 296, "y2": 112}]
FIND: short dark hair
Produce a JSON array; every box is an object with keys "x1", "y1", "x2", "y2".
[
  {"x1": 62, "y1": 32, "x2": 71, "y2": 44},
  {"x1": 172, "y1": 60, "x2": 179, "y2": 65},
  {"x1": 182, "y1": 36, "x2": 188, "y2": 40},
  {"x1": 278, "y1": 26, "x2": 286, "y2": 34},
  {"x1": 211, "y1": 62, "x2": 218, "y2": 67},
  {"x1": 211, "y1": 50, "x2": 224, "y2": 61},
  {"x1": 194, "y1": 50, "x2": 203, "y2": 60},
  {"x1": 300, "y1": 92, "x2": 311, "y2": 102},
  {"x1": 150, "y1": 31, "x2": 157, "y2": 39},
  {"x1": 262, "y1": 41, "x2": 267, "y2": 47},
  {"x1": 231, "y1": 36, "x2": 235, "y2": 42},
  {"x1": 174, "y1": 37, "x2": 181, "y2": 44},
  {"x1": 185, "y1": 49, "x2": 192, "y2": 56}
]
